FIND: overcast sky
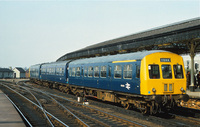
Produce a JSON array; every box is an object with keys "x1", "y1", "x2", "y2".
[{"x1": 0, "y1": 0, "x2": 199, "y2": 69}]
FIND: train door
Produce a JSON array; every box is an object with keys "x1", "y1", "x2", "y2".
[
  {"x1": 66, "y1": 66, "x2": 69, "y2": 83},
  {"x1": 39, "y1": 65, "x2": 42, "y2": 79},
  {"x1": 80, "y1": 66, "x2": 84, "y2": 85},
  {"x1": 133, "y1": 62, "x2": 140, "y2": 94},
  {"x1": 107, "y1": 64, "x2": 112, "y2": 90}
]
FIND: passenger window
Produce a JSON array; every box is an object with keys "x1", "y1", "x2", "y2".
[
  {"x1": 123, "y1": 64, "x2": 132, "y2": 79},
  {"x1": 76, "y1": 67, "x2": 80, "y2": 77},
  {"x1": 136, "y1": 65, "x2": 140, "y2": 78},
  {"x1": 56, "y1": 68, "x2": 59, "y2": 75},
  {"x1": 173, "y1": 65, "x2": 184, "y2": 79},
  {"x1": 88, "y1": 67, "x2": 93, "y2": 77},
  {"x1": 60, "y1": 68, "x2": 62, "y2": 76},
  {"x1": 101, "y1": 66, "x2": 107, "y2": 78},
  {"x1": 94, "y1": 66, "x2": 99, "y2": 77},
  {"x1": 84, "y1": 67, "x2": 87, "y2": 77},
  {"x1": 72, "y1": 67, "x2": 75, "y2": 77},
  {"x1": 108, "y1": 66, "x2": 111, "y2": 77},
  {"x1": 162, "y1": 65, "x2": 172, "y2": 79},
  {"x1": 114, "y1": 65, "x2": 122, "y2": 79},
  {"x1": 69, "y1": 68, "x2": 72, "y2": 77},
  {"x1": 62, "y1": 68, "x2": 64, "y2": 76},
  {"x1": 149, "y1": 65, "x2": 160, "y2": 79},
  {"x1": 81, "y1": 68, "x2": 83, "y2": 76}
]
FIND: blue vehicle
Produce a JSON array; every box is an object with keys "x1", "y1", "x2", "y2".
[
  {"x1": 68, "y1": 52, "x2": 143, "y2": 95},
  {"x1": 30, "y1": 50, "x2": 189, "y2": 114},
  {"x1": 40, "y1": 61, "x2": 70, "y2": 86},
  {"x1": 29, "y1": 64, "x2": 41, "y2": 80}
]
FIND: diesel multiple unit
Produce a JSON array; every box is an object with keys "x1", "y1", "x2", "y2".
[{"x1": 30, "y1": 50, "x2": 189, "y2": 114}]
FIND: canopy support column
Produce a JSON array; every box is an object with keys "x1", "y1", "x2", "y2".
[{"x1": 187, "y1": 38, "x2": 200, "y2": 91}]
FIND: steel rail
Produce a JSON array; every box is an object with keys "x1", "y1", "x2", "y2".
[
  {"x1": 22, "y1": 82, "x2": 200, "y2": 127},
  {"x1": 23, "y1": 83, "x2": 110, "y2": 127},
  {"x1": 14, "y1": 84, "x2": 70, "y2": 127},
  {"x1": 33, "y1": 88, "x2": 90, "y2": 127},
  {"x1": 23, "y1": 87, "x2": 54, "y2": 127},
  {"x1": 0, "y1": 83, "x2": 69, "y2": 127},
  {"x1": 31, "y1": 87, "x2": 147, "y2": 127},
  {"x1": 169, "y1": 112, "x2": 200, "y2": 123},
  {"x1": 5, "y1": 94, "x2": 33, "y2": 127}
]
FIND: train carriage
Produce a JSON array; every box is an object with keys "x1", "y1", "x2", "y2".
[
  {"x1": 30, "y1": 50, "x2": 189, "y2": 114},
  {"x1": 68, "y1": 52, "x2": 145, "y2": 94},
  {"x1": 29, "y1": 64, "x2": 41, "y2": 80},
  {"x1": 68, "y1": 50, "x2": 188, "y2": 114},
  {"x1": 40, "y1": 61, "x2": 70, "y2": 84}
]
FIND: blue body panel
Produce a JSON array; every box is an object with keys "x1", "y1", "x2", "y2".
[
  {"x1": 30, "y1": 64, "x2": 41, "y2": 80},
  {"x1": 40, "y1": 61, "x2": 70, "y2": 83},
  {"x1": 68, "y1": 61, "x2": 141, "y2": 94},
  {"x1": 31, "y1": 50, "x2": 168, "y2": 95},
  {"x1": 68, "y1": 50, "x2": 167, "y2": 95}
]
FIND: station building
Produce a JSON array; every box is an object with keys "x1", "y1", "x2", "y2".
[
  {"x1": 25, "y1": 69, "x2": 30, "y2": 78},
  {"x1": 0, "y1": 68, "x2": 14, "y2": 79},
  {"x1": 13, "y1": 67, "x2": 26, "y2": 79}
]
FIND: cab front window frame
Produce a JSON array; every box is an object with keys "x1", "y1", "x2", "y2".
[
  {"x1": 148, "y1": 64, "x2": 160, "y2": 79},
  {"x1": 161, "y1": 65, "x2": 172, "y2": 79}
]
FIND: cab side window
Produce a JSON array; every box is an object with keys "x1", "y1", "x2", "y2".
[
  {"x1": 149, "y1": 65, "x2": 160, "y2": 79},
  {"x1": 173, "y1": 65, "x2": 184, "y2": 79}
]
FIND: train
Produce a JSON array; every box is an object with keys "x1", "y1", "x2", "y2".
[{"x1": 30, "y1": 50, "x2": 189, "y2": 114}]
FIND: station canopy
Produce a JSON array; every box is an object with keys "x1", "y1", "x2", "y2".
[{"x1": 57, "y1": 17, "x2": 200, "y2": 62}]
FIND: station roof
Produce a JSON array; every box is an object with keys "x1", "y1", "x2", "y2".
[
  {"x1": 57, "y1": 17, "x2": 200, "y2": 62},
  {"x1": 0, "y1": 68, "x2": 13, "y2": 72},
  {"x1": 14, "y1": 67, "x2": 25, "y2": 73}
]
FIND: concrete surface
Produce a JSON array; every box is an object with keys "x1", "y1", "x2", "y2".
[{"x1": 0, "y1": 90, "x2": 25, "y2": 127}]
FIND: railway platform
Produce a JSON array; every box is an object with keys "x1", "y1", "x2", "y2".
[
  {"x1": 0, "y1": 90, "x2": 25, "y2": 127},
  {"x1": 187, "y1": 88, "x2": 200, "y2": 99}
]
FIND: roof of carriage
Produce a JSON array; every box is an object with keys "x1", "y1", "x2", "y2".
[
  {"x1": 70, "y1": 50, "x2": 169, "y2": 65},
  {"x1": 41, "y1": 61, "x2": 71, "y2": 67}
]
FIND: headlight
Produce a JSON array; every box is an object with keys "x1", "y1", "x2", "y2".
[
  {"x1": 152, "y1": 88, "x2": 156, "y2": 92},
  {"x1": 180, "y1": 87, "x2": 184, "y2": 92}
]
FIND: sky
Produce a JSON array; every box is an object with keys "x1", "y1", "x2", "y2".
[{"x1": 0, "y1": 0, "x2": 199, "y2": 69}]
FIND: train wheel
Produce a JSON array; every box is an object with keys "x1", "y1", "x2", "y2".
[
  {"x1": 121, "y1": 101, "x2": 130, "y2": 110},
  {"x1": 140, "y1": 107, "x2": 148, "y2": 114},
  {"x1": 150, "y1": 102, "x2": 159, "y2": 115},
  {"x1": 66, "y1": 90, "x2": 70, "y2": 94},
  {"x1": 124, "y1": 103, "x2": 130, "y2": 110},
  {"x1": 140, "y1": 105, "x2": 148, "y2": 114}
]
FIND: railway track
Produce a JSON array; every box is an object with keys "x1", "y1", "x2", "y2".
[
  {"x1": 168, "y1": 106, "x2": 200, "y2": 126},
  {"x1": 1, "y1": 80, "x2": 200, "y2": 127},
  {"x1": 0, "y1": 81, "x2": 147, "y2": 127},
  {"x1": 23, "y1": 82, "x2": 147, "y2": 127},
  {"x1": 0, "y1": 82, "x2": 88, "y2": 126},
  {"x1": 23, "y1": 81, "x2": 200, "y2": 126}
]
